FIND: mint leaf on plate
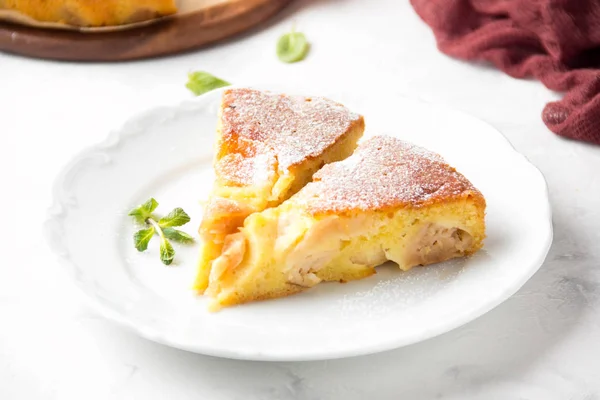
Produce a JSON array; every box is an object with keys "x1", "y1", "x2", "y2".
[
  {"x1": 129, "y1": 198, "x2": 159, "y2": 222},
  {"x1": 159, "y1": 237, "x2": 175, "y2": 266},
  {"x1": 163, "y1": 228, "x2": 194, "y2": 243},
  {"x1": 133, "y1": 227, "x2": 155, "y2": 252},
  {"x1": 159, "y1": 207, "x2": 191, "y2": 228}
]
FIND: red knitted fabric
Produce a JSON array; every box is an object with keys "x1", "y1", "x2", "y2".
[{"x1": 410, "y1": 0, "x2": 600, "y2": 145}]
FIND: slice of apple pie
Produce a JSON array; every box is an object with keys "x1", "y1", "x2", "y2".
[
  {"x1": 204, "y1": 135, "x2": 486, "y2": 309},
  {"x1": 195, "y1": 88, "x2": 365, "y2": 293}
]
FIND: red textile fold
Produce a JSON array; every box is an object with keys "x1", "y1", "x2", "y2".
[{"x1": 410, "y1": 0, "x2": 600, "y2": 144}]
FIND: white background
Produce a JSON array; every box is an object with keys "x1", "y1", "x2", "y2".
[{"x1": 2, "y1": 0, "x2": 600, "y2": 398}]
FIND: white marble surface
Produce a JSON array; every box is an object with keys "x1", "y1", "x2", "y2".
[{"x1": 1, "y1": 0, "x2": 599, "y2": 398}]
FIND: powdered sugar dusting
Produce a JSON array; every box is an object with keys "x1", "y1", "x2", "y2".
[
  {"x1": 218, "y1": 88, "x2": 362, "y2": 185},
  {"x1": 295, "y1": 136, "x2": 482, "y2": 214},
  {"x1": 214, "y1": 143, "x2": 277, "y2": 186},
  {"x1": 335, "y1": 259, "x2": 468, "y2": 320}
]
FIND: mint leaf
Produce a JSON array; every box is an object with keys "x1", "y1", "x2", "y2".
[
  {"x1": 133, "y1": 227, "x2": 155, "y2": 252},
  {"x1": 186, "y1": 72, "x2": 230, "y2": 96},
  {"x1": 277, "y1": 28, "x2": 309, "y2": 63},
  {"x1": 160, "y1": 237, "x2": 175, "y2": 265},
  {"x1": 159, "y1": 208, "x2": 191, "y2": 228},
  {"x1": 129, "y1": 198, "x2": 159, "y2": 222},
  {"x1": 129, "y1": 200, "x2": 193, "y2": 265},
  {"x1": 163, "y1": 228, "x2": 194, "y2": 243}
]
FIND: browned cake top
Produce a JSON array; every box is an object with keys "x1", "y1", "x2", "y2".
[
  {"x1": 294, "y1": 136, "x2": 484, "y2": 215},
  {"x1": 215, "y1": 141, "x2": 277, "y2": 187},
  {"x1": 217, "y1": 88, "x2": 362, "y2": 185},
  {"x1": 2, "y1": 0, "x2": 177, "y2": 26}
]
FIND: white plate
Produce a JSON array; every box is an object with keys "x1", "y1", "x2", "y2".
[{"x1": 44, "y1": 85, "x2": 553, "y2": 361}]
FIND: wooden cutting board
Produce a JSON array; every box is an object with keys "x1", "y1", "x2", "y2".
[{"x1": 0, "y1": 0, "x2": 292, "y2": 61}]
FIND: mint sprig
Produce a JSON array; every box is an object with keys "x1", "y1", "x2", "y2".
[{"x1": 129, "y1": 199, "x2": 194, "y2": 265}]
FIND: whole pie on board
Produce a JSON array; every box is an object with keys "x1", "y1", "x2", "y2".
[{"x1": 0, "y1": 0, "x2": 177, "y2": 26}]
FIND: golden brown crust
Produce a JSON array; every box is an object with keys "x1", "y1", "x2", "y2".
[
  {"x1": 293, "y1": 136, "x2": 486, "y2": 215},
  {"x1": 211, "y1": 284, "x2": 307, "y2": 311},
  {"x1": 217, "y1": 88, "x2": 364, "y2": 187},
  {"x1": 214, "y1": 139, "x2": 277, "y2": 187},
  {"x1": 2, "y1": 0, "x2": 177, "y2": 26}
]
